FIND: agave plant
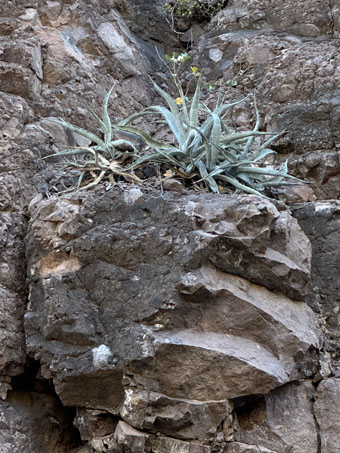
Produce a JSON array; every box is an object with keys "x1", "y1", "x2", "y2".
[
  {"x1": 117, "y1": 79, "x2": 303, "y2": 197},
  {"x1": 44, "y1": 84, "x2": 146, "y2": 189},
  {"x1": 45, "y1": 80, "x2": 304, "y2": 196}
]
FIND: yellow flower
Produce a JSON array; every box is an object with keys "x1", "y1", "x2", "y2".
[
  {"x1": 176, "y1": 97, "x2": 183, "y2": 105},
  {"x1": 191, "y1": 66, "x2": 199, "y2": 74},
  {"x1": 164, "y1": 169, "x2": 174, "y2": 178}
]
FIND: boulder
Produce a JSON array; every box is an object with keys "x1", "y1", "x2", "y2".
[{"x1": 25, "y1": 188, "x2": 318, "y2": 444}]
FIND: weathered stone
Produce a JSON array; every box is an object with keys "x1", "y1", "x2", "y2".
[
  {"x1": 1, "y1": 0, "x2": 337, "y2": 450},
  {"x1": 225, "y1": 443, "x2": 276, "y2": 453},
  {"x1": 114, "y1": 421, "x2": 151, "y2": 452},
  {"x1": 0, "y1": 62, "x2": 41, "y2": 101},
  {"x1": 24, "y1": 189, "x2": 315, "y2": 423},
  {"x1": 151, "y1": 436, "x2": 211, "y2": 453},
  {"x1": 98, "y1": 22, "x2": 142, "y2": 76},
  {"x1": 0, "y1": 286, "x2": 25, "y2": 376},
  {"x1": 289, "y1": 151, "x2": 340, "y2": 200},
  {"x1": 190, "y1": 0, "x2": 340, "y2": 154},
  {"x1": 184, "y1": 194, "x2": 311, "y2": 301},
  {"x1": 210, "y1": 0, "x2": 332, "y2": 36},
  {"x1": 293, "y1": 202, "x2": 340, "y2": 350},
  {"x1": 314, "y1": 378, "x2": 340, "y2": 453},
  {"x1": 269, "y1": 184, "x2": 316, "y2": 204},
  {"x1": 0, "y1": 92, "x2": 29, "y2": 139},
  {"x1": 0, "y1": 390, "x2": 80, "y2": 452},
  {"x1": 0, "y1": 382, "x2": 12, "y2": 400},
  {"x1": 74, "y1": 408, "x2": 119, "y2": 441},
  {"x1": 0, "y1": 38, "x2": 42, "y2": 100},
  {"x1": 235, "y1": 381, "x2": 318, "y2": 453},
  {"x1": 0, "y1": 210, "x2": 29, "y2": 376},
  {"x1": 124, "y1": 0, "x2": 178, "y2": 51},
  {"x1": 121, "y1": 384, "x2": 234, "y2": 441},
  {"x1": 177, "y1": 265, "x2": 319, "y2": 372},
  {"x1": 130, "y1": 329, "x2": 289, "y2": 400},
  {"x1": 163, "y1": 178, "x2": 183, "y2": 192}
]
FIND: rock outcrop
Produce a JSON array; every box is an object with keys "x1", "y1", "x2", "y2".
[
  {"x1": 1, "y1": 0, "x2": 340, "y2": 451},
  {"x1": 23, "y1": 188, "x2": 319, "y2": 451}
]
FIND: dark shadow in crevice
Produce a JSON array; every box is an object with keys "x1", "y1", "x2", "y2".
[{"x1": 11, "y1": 358, "x2": 83, "y2": 449}]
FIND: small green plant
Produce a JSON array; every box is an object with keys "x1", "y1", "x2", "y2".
[
  {"x1": 45, "y1": 85, "x2": 147, "y2": 189},
  {"x1": 164, "y1": 0, "x2": 224, "y2": 21}
]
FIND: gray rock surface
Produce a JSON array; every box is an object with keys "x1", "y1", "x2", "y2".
[
  {"x1": 1, "y1": 0, "x2": 340, "y2": 450},
  {"x1": 190, "y1": 0, "x2": 340, "y2": 156},
  {"x1": 178, "y1": 265, "x2": 319, "y2": 370},
  {"x1": 235, "y1": 381, "x2": 319, "y2": 453},
  {"x1": 24, "y1": 188, "x2": 318, "y2": 448},
  {"x1": 0, "y1": 390, "x2": 79, "y2": 453},
  {"x1": 293, "y1": 201, "x2": 340, "y2": 366},
  {"x1": 314, "y1": 378, "x2": 340, "y2": 453}
]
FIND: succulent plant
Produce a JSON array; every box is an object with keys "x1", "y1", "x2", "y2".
[
  {"x1": 118, "y1": 79, "x2": 303, "y2": 197},
  {"x1": 44, "y1": 85, "x2": 146, "y2": 189},
  {"x1": 44, "y1": 79, "x2": 304, "y2": 197}
]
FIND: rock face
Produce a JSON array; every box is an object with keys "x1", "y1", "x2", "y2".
[
  {"x1": 191, "y1": 0, "x2": 340, "y2": 160},
  {"x1": 235, "y1": 381, "x2": 319, "y2": 453},
  {"x1": 23, "y1": 188, "x2": 319, "y2": 450},
  {"x1": 314, "y1": 378, "x2": 340, "y2": 453},
  {"x1": 0, "y1": 390, "x2": 79, "y2": 453},
  {"x1": 293, "y1": 202, "x2": 340, "y2": 354},
  {"x1": 1, "y1": 0, "x2": 340, "y2": 451}
]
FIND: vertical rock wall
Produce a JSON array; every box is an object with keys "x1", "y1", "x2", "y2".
[{"x1": 1, "y1": 0, "x2": 340, "y2": 452}]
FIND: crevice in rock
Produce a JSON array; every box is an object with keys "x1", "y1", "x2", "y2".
[
  {"x1": 11, "y1": 358, "x2": 83, "y2": 450},
  {"x1": 311, "y1": 380, "x2": 322, "y2": 453},
  {"x1": 232, "y1": 392, "x2": 265, "y2": 411},
  {"x1": 11, "y1": 358, "x2": 54, "y2": 394},
  {"x1": 328, "y1": 0, "x2": 335, "y2": 38}
]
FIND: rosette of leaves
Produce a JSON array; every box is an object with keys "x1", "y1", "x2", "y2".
[
  {"x1": 118, "y1": 79, "x2": 303, "y2": 197},
  {"x1": 44, "y1": 85, "x2": 146, "y2": 189}
]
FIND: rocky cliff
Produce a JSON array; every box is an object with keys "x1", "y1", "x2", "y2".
[{"x1": 1, "y1": 1, "x2": 340, "y2": 452}]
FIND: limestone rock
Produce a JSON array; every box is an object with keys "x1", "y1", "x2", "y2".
[
  {"x1": 151, "y1": 436, "x2": 211, "y2": 453},
  {"x1": 177, "y1": 265, "x2": 319, "y2": 372},
  {"x1": 235, "y1": 381, "x2": 318, "y2": 453},
  {"x1": 294, "y1": 202, "x2": 340, "y2": 350},
  {"x1": 0, "y1": 391, "x2": 80, "y2": 453},
  {"x1": 24, "y1": 189, "x2": 317, "y2": 445},
  {"x1": 314, "y1": 378, "x2": 340, "y2": 453},
  {"x1": 120, "y1": 385, "x2": 234, "y2": 441}
]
